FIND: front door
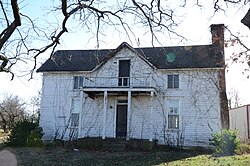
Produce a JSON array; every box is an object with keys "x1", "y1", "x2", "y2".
[
  {"x1": 116, "y1": 104, "x2": 127, "y2": 138},
  {"x1": 118, "y1": 60, "x2": 130, "y2": 86}
]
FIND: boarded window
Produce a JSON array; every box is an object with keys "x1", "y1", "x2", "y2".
[
  {"x1": 167, "y1": 100, "x2": 179, "y2": 129},
  {"x1": 167, "y1": 75, "x2": 179, "y2": 89}
]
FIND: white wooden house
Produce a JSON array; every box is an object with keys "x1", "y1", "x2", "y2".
[{"x1": 37, "y1": 24, "x2": 228, "y2": 148}]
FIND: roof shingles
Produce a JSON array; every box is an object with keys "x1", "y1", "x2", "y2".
[{"x1": 37, "y1": 42, "x2": 224, "y2": 72}]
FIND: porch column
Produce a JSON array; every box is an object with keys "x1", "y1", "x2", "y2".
[
  {"x1": 127, "y1": 90, "x2": 132, "y2": 140},
  {"x1": 102, "y1": 91, "x2": 108, "y2": 139},
  {"x1": 149, "y1": 91, "x2": 154, "y2": 141},
  {"x1": 78, "y1": 92, "x2": 85, "y2": 138}
]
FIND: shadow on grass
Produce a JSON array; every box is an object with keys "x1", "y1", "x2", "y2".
[{"x1": 12, "y1": 146, "x2": 212, "y2": 166}]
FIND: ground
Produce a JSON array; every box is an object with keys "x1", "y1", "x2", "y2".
[
  {"x1": 0, "y1": 130, "x2": 250, "y2": 166},
  {"x1": 0, "y1": 146, "x2": 250, "y2": 166},
  {"x1": 0, "y1": 149, "x2": 17, "y2": 166}
]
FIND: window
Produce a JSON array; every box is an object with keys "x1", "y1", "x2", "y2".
[
  {"x1": 167, "y1": 100, "x2": 179, "y2": 129},
  {"x1": 73, "y1": 76, "x2": 84, "y2": 89},
  {"x1": 71, "y1": 113, "x2": 79, "y2": 127},
  {"x1": 71, "y1": 99, "x2": 80, "y2": 127},
  {"x1": 167, "y1": 74, "x2": 179, "y2": 89}
]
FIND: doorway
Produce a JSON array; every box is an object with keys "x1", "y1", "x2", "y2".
[{"x1": 116, "y1": 101, "x2": 128, "y2": 138}]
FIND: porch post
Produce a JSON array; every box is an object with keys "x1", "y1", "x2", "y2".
[
  {"x1": 127, "y1": 90, "x2": 131, "y2": 140},
  {"x1": 102, "y1": 91, "x2": 108, "y2": 139},
  {"x1": 78, "y1": 92, "x2": 85, "y2": 138},
  {"x1": 149, "y1": 91, "x2": 154, "y2": 141}
]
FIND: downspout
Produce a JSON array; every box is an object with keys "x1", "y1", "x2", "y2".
[{"x1": 246, "y1": 105, "x2": 250, "y2": 139}]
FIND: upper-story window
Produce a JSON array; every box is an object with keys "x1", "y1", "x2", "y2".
[
  {"x1": 167, "y1": 74, "x2": 179, "y2": 89},
  {"x1": 73, "y1": 76, "x2": 84, "y2": 89}
]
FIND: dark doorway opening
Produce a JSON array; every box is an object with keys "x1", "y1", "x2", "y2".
[
  {"x1": 116, "y1": 103, "x2": 127, "y2": 138},
  {"x1": 118, "y1": 60, "x2": 130, "y2": 86}
]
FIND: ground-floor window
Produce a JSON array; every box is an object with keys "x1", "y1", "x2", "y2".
[
  {"x1": 167, "y1": 100, "x2": 179, "y2": 129},
  {"x1": 71, "y1": 98, "x2": 80, "y2": 127},
  {"x1": 71, "y1": 113, "x2": 79, "y2": 127}
]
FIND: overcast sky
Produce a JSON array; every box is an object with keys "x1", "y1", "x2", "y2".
[{"x1": 0, "y1": 0, "x2": 249, "y2": 107}]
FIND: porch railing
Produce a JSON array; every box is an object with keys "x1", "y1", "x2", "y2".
[{"x1": 81, "y1": 76, "x2": 154, "y2": 88}]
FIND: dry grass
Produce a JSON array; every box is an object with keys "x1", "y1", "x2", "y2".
[{"x1": 4, "y1": 146, "x2": 250, "y2": 166}]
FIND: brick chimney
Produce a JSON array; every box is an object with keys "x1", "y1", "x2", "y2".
[
  {"x1": 211, "y1": 24, "x2": 224, "y2": 50},
  {"x1": 211, "y1": 24, "x2": 229, "y2": 129}
]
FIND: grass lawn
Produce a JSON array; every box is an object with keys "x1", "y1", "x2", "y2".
[{"x1": 3, "y1": 147, "x2": 249, "y2": 166}]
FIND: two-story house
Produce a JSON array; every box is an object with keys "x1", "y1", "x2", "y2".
[{"x1": 37, "y1": 24, "x2": 228, "y2": 148}]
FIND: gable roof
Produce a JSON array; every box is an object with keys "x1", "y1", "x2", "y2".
[
  {"x1": 92, "y1": 42, "x2": 156, "y2": 71},
  {"x1": 37, "y1": 42, "x2": 224, "y2": 72}
]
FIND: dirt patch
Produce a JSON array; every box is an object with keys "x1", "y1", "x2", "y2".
[{"x1": 0, "y1": 149, "x2": 17, "y2": 166}]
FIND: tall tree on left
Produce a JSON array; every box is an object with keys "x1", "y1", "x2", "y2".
[{"x1": 0, "y1": 0, "x2": 21, "y2": 79}]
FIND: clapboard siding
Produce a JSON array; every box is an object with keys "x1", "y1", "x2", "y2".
[{"x1": 40, "y1": 48, "x2": 222, "y2": 147}]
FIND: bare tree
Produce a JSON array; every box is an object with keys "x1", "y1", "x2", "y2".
[
  {"x1": 0, "y1": 0, "x2": 184, "y2": 79},
  {"x1": 29, "y1": 93, "x2": 41, "y2": 123},
  {"x1": 228, "y1": 89, "x2": 241, "y2": 109},
  {"x1": 0, "y1": 94, "x2": 26, "y2": 132},
  {"x1": 0, "y1": 0, "x2": 249, "y2": 79},
  {"x1": 211, "y1": 0, "x2": 250, "y2": 73}
]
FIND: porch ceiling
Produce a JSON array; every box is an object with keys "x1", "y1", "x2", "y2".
[{"x1": 81, "y1": 87, "x2": 156, "y2": 97}]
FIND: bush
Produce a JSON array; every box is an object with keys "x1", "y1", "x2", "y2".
[
  {"x1": 210, "y1": 129, "x2": 240, "y2": 156},
  {"x1": 238, "y1": 143, "x2": 250, "y2": 154},
  {"x1": 6, "y1": 119, "x2": 44, "y2": 147}
]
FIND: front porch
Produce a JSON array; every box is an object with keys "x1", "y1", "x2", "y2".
[{"x1": 76, "y1": 76, "x2": 157, "y2": 142}]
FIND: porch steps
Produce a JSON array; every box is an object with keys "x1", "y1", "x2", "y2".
[{"x1": 102, "y1": 138, "x2": 127, "y2": 151}]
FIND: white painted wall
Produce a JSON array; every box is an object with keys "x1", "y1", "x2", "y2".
[
  {"x1": 40, "y1": 48, "x2": 222, "y2": 147},
  {"x1": 230, "y1": 105, "x2": 250, "y2": 143}
]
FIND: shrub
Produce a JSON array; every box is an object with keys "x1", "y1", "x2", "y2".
[
  {"x1": 238, "y1": 143, "x2": 250, "y2": 154},
  {"x1": 6, "y1": 119, "x2": 44, "y2": 147},
  {"x1": 210, "y1": 129, "x2": 240, "y2": 156}
]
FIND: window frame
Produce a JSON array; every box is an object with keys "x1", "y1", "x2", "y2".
[
  {"x1": 167, "y1": 74, "x2": 179, "y2": 89},
  {"x1": 73, "y1": 76, "x2": 84, "y2": 89},
  {"x1": 70, "y1": 98, "x2": 80, "y2": 128},
  {"x1": 167, "y1": 100, "x2": 180, "y2": 130}
]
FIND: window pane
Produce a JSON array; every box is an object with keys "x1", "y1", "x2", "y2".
[
  {"x1": 170, "y1": 107, "x2": 174, "y2": 114},
  {"x1": 167, "y1": 75, "x2": 173, "y2": 88},
  {"x1": 79, "y1": 76, "x2": 83, "y2": 88},
  {"x1": 71, "y1": 113, "x2": 79, "y2": 127},
  {"x1": 168, "y1": 107, "x2": 178, "y2": 115},
  {"x1": 174, "y1": 75, "x2": 179, "y2": 88},
  {"x1": 72, "y1": 99, "x2": 80, "y2": 113},
  {"x1": 168, "y1": 115, "x2": 179, "y2": 129},
  {"x1": 167, "y1": 100, "x2": 179, "y2": 114},
  {"x1": 173, "y1": 107, "x2": 178, "y2": 114},
  {"x1": 73, "y1": 76, "x2": 78, "y2": 89}
]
